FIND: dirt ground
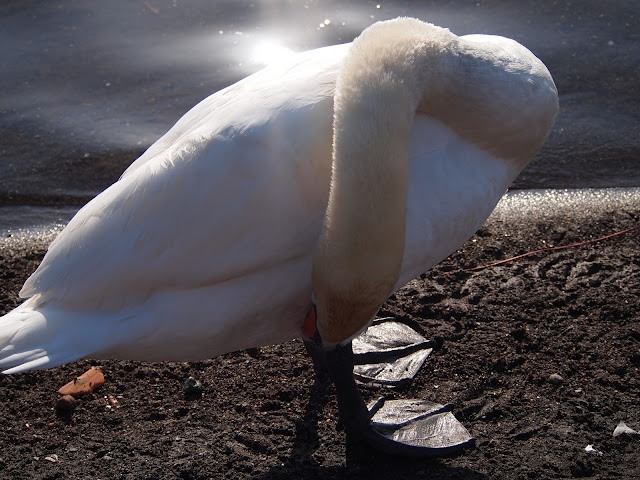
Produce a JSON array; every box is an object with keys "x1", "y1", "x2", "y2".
[{"x1": 0, "y1": 191, "x2": 638, "y2": 480}]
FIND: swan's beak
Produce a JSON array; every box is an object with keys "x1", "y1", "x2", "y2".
[
  {"x1": 302, "y1": 305, "x2": 320, "y2": 343},
  {"x1": 302, "y1": 304, "x2": 341, "y2": 377},
  {"x1": 302, "y1": 304, "x2": 341, "y2": 351}
]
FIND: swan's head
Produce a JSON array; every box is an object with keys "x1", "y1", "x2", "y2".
[
  {"x1": 308, "y1": 18, "x2": 558, "y2": 348},
  {"x1": 425, "y1": 31, "x2": 559, "y2": 166}
]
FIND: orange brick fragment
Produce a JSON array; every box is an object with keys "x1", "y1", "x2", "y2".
[{"x1": 58, "y1": 367, "x2": 105, "y2": 397}]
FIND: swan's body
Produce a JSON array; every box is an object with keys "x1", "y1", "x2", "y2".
[{"x1": 0, "y1": 19, "x2": 557, "y2": 376}]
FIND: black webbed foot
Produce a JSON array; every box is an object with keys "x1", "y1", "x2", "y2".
[
  {"x1": 304, "y1": 316, "x2": 474, "y2": 457},
  {"x1": 352, "y1": 317, "x2": 436, "y2": 389}
]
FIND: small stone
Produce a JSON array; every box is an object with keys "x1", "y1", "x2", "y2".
[
  {"x1": 106, "y1": 395, "x2": 120, "y2": 408},
  {"x1": 584, "y1": 444, "x2": 602, "y2": 455},
  {"x1": 183, "y1": 377, "x2": 203, "y2": 395},
  {"x1": 56, "y1": 394, "x2": 77, "y2": 411},
  {"x1": 613, "y1": 421, "x2": 638, "y2": 437},
  {"x1": 548, "y1": 373, "x2": 564, "y2": 385}
]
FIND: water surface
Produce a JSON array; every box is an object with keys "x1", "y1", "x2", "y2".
[{"x1": 1, "y1": 0, "x2": 638, "y2": 203}]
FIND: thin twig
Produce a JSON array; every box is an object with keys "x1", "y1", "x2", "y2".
[
  {"x1": 144, "y1": 1, "x2": 159, "y2": 15},
  {"x1": 444, "y1": 224, "x2": 640, "y2": 275}
]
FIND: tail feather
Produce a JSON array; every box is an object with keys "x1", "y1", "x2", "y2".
[
  {"x1": 1, "y1": 296, "x2": 107, "y2": 374},
  {"x1": 2, "y1": 352, "x2": 62, "y2": 374}
]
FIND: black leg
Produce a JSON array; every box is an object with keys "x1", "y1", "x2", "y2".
[{"x1": 325, "y1": 341, "x2": 374, "y2": 441}]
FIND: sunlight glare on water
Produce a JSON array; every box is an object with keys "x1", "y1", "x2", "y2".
[{"x1": 249, "y1": 38, "x2": 297, "y2": 66}]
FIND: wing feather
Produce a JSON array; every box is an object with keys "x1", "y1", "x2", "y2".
[{"x1": 20, "y1": 45, "x2": 348, "y2": 312}]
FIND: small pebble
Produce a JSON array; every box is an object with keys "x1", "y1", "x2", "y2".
[
  {"x1": 56, "y1": 394, "x2": 77, "y2": 411},
  {"x1": 613, "y1": 421, "x2": 638, "y2": 437},
  {"x1": 106, "y1": 395, "x2": 120, "y2": 408},
  {"x1": 584, "y1": 444, "x2": 602, "y2": 456},
  {"x1": 184, "y1": 377, "x2": 203, "y2": 395},
  {"x1": 548, "y1": 373, "x2": 564, "y2": 385}
]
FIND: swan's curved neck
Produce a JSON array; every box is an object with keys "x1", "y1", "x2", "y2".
[
  {"x1": 311, "y1": 18, "x2": 558, "y2": 344},
  {"x1": 312, "y1": 20, "x2": 457, "y2": 344}
]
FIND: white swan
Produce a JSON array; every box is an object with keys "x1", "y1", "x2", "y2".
[{"x1": 0, "y1": 18, "x2": 557, "y2": 454}]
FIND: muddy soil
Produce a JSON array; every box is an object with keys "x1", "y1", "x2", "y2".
[{"x1": 0, "y1": 193, "x2": 638, "y2": 480}]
